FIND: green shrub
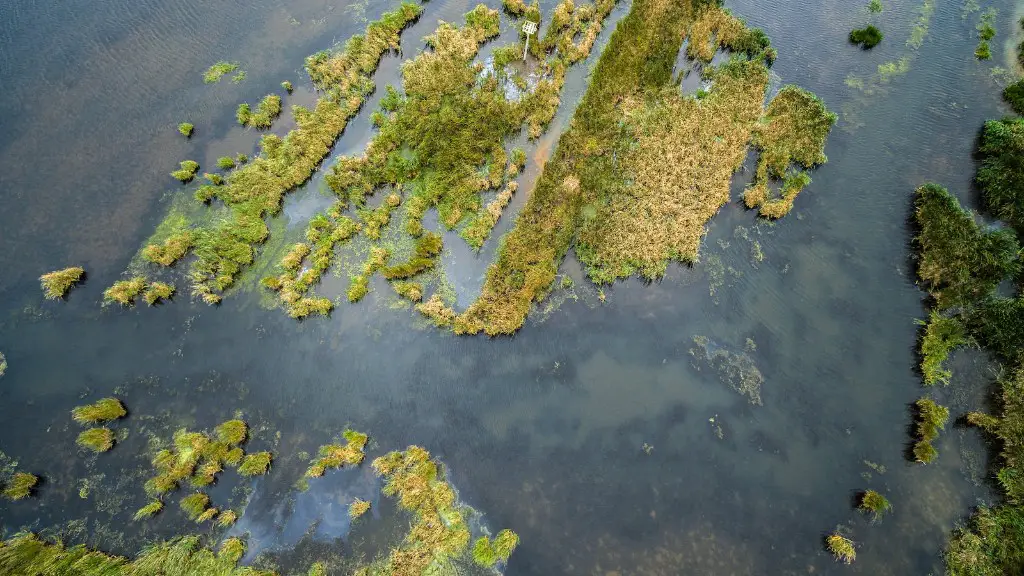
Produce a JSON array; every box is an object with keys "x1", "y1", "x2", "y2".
[
  {"x1": 849, "y1": 25, "x2": 883, "y2": 49},
  {"x1": 178, "y1": 123, "x2": 194, "y2": 137},
  {"x1": 170, "y1": 160, "x2": 200, "y2": 182},
  {"x1": 1004, "y1": 79, "x2": 1024, "y2": 115}
]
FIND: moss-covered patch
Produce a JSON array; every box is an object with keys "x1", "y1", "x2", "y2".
[{"x1": 39, "y1": 267, "x2": 84, "y2": 300}]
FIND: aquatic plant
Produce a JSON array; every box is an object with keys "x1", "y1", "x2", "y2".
[
  {"x1": 392, "y1": 281, "x2": 423, "y2": 301},
  {"x1": 913, "y1": 397, "x2": 949, "y2": 464},
  {"x1": 179, "y1": 492, "x2": 210, "y2": 520},
  {"x1": 204, "y1": 173, "x2": 224, "y2": 185},
  {"x1": 849, "y1": 25, "x2": 883, "y2": 48},
  {"x1": 178, "y1": 122, "x2": 194, "y2": 137},
  {"x1": 859, "y1": 490, "x2": 892, "y2": 520},
  {"x1": 143, "y1": 282, "x2": 175, "y2": 305},
  {"x1": 236, "y1": 103, "x2": 251, "y2": 126},
  {"x1": 918, "y1": 311, "x2": 969, "y2": 386},
  {"x1": 976, "y1": 8, "x2": 996, "y2": 60},
  {"x1": 0, "y1": 352, "x2": 6, "y2": 378},
  {"x1": 282, "y1": 80, "x2": 293, "y2": 92},
  {"x1": 349, "y1": 498, "x2": 371, "y2": 519},
  {"x1": 215, "y1": 419, "x2": 248, "y2": 445},
  {"x1": 134, "y1": 4, "x2": 423, "y2": 305},
  {"x1": 204, "y1": 61, "x2": 240, "y2": 83},
  {"x1": 133, "y1": 500, "x2": 163, "y2": 520},
  {"x1": 474, "y1": 530, "x2": 519, "y2": 566},
  {"x1": 975, "y1": 41, "x2": 991, "y2": 59},
  {"x1": 72, "y1": 398, "x2": 126, "y2": 424},
  {"x1": 826, "y1": 533, "x2": 856, "y2": 563},
  {"x1": 977, "y1": 118, "x2": 1024, "y2": 234},
  {"x1": 231, "y1": 71, "x2": 246, "y2": 83},
  {"x1": 236, "y1": 153, "x2": 248, "y2": 164},
  {"x1": 472, "y1": 537, "x2": 498, "y2": 566},
  {"x1": 913, "y1": 183, "x2": 1020, "y2": 310},
  {"x1": 39, "y1": 267, "x2": 85, "y2": 300},
  {"x1": 0, "y1": 533, "x2": 272, "y2": 575},
  {"x1": 142, "y1": 230, "x2": 192, "y2": 266},
  {"x1": 2, "y1": 473, "x2": 38, "y2": 501},
  {"x1": 869, "y1": 0, "x2": 883, "y2": 12},
  {"x1": 103, "y1": 277, "x2": 148, "y2": 306},
  {"x1": 239, "y1": 94, "x2": 283, "y2": 129},
  {"x1": 217, "y1": 510, "x2": 238, "y2": 526},
  {"x1": 1003, "y1": 79, "x2": 1024, "y2": 115},
  {"x1": 217, "y1": 156, "x2": 236, "y2": 170},
  {"x1": 238, "y1": 451, "x2": 272, "y2": 476},
  {"x1": 76, "y1": 428, "x2": 115, "y2": 453},
  {"x1": 306, "y1": 429, "x2": 367, "y2": 477},
  {"x1": 170, "y1": 160, "x2": 200, "y2": 182},
  {"x1": 368, "y1": 446, "x2": 518, "y2": 573},
  {"x1": 416, "y1": 294, "x2": 457, "y2": 328},
  {"x1": 308, "y1": 563, "x2": 326, "y2": 576}
]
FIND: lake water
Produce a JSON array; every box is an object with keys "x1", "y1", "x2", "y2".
[{"x1": 0, "y1": 0, "x2": 1017, "y2": 573}]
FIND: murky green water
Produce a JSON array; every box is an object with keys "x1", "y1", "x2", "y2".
[{"x1": 0, "y1": 0, "x2": 1019, "y2": 572}]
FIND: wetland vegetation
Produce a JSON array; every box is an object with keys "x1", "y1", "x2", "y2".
[
  {"x1": 849, "y1": 25, "x2": 883, "y2": 48},
  {"x1": 38, "y1": 267, "x2": 84, "y2": 300}
]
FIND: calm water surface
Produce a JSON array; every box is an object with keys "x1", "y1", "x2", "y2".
[{"x1": 0, "y1": 0, "x2": 1019, "y2": 573}]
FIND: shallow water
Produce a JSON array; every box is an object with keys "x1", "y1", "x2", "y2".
[{"x1": 0, "y1": 0, "x2": 1018, "y2": 573}]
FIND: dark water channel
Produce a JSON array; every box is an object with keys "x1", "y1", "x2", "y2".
[{"x1": 0, "y1": 0, "x2": 1019, "y2": 573}]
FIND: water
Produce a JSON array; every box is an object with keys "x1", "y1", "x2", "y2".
[{"x1": 0, "y1": 0, "x2": 1017, "y2": 572}]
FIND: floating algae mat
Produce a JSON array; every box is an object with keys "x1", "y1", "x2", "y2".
[{"x1": 114, "y1": 0, "x2": 833, "y2": 337}]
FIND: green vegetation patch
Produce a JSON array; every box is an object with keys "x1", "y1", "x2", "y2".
[
  {"x1": 132, "y1": 500, "x2": 163, "y2": 521},
  {"x1": 306, "y1": 429, "x2": 368, "y2": 477},
  {"x1": 913, "y1": 397, "x2": 949, "y2": 463},
  {"x1": 170, "y1": 160, "x2": 200, "y2": 183},
  {"x1": 76, "y1": 428, "x2": 115, "y2": 453},
  {"x1": 142, "y1": 282, "x2": 175, "y2": 305},
  {"x1": 349, "y1": 498, "x2": 371, "y2": 519},
  {"x1": 103, "y1": 277, "x2": 148, "y2": 306},
  {"x1": 849, "y1": 25, "x2": 883, "y2": 49},
  {"x1": 827, "y1": 533, "x2": 856, "y2": 564},
  {"x1": 72, "y1": 398, "x2": 126, "y2": 424},
  {"x1": 913, "y1": 183, "x2": 1020, "y2": 310},
  {"x1": 918, "y1": 311, "x2": 969, "y2": 385},
  {"x1": 473, "y1": 529, "x2": 519, "y2": 566},
  {"x1": 238, "y1": 94, "x2": 283, "y2": 129},
  {"x1": 2, "y1": 473, "x2": 39, "y2": 501},
  {"x1": 859, "y1": 489, "x2": 892, "y2": 521},
  {"x1": 203, "y1": 61, "x2": 240, "y2": 84},
  {"x1": 368, "y1": 446, "x2": 519, "y2": 573},
  {"x1": 976, "y1": 8, "x2": 996, "y2": 60},
  {"x1": 239, "y1": 451, "x2": 272, "y2": 476},
  {"x1": 978, "y1": 118, "x2": 1024, "y2": 235},
  {"x1": 39, "y1": 267, "x2": 84, "y2": 300},
  {"x1": 177, "y1": 122, "x2": 194, "y2": 137},
  {"x1": 1004, "y1": 79, "x2": 1024, "y2": 115}
]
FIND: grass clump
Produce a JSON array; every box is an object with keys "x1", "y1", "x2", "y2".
[
  {"x1": 859, "y1": 490, "x2": 892, "y2": 520},
  {"x1": 133, "y1": 500, "x2": 163, "y2": 521},
  {"x1": 978, "y1": 118, "x2": 1024, "y2": 234},
  {"x1": 143, "y1": 282, "x2": 174, "y2": 305},
  {"x1": 142, "y1": 420, "x2": 252, "y2": 506},
  {"x1": 282, "y1": 80, "x2": 293, "y2": 92},
  {"x1": 178, "y1": 122, "x2": 194, "y2": 137},
  {"x1": 217, "y1": 156, "x2": 236, "y2": 170},
  {"x1": 473, "y1": 530, "x2": 519, "y2": 566},
  {"x1": 179, "y1": 492, "x2": 211, "y2": 521},
  {"x1": 238, "y1": 451, "x2": 272, "y2": 476},
  {"x1": 215, "y1": 419, "x2": 248, "y2": 445},
  {"x1": 826, "y1": 533, "x2": 856, "y2": 563},
  {"x1": 142, "y1": 230, "x2": 193, "y2": 267},
  {"x1": 39, "y1": 267, "x2": 84, "y2": 300},
  {"x1": 1003, "y1": 79, "x2": 1024, "y2": 115},
  {"x1": 239, "y1": 94, "x2": 283, "y2": 129},
  {"x1": 913, "y1": 183, "x2": 1021, "y2": 310},
  {"x1": 976, "y1": 8, "x2": 996, "y2": 60},
  {"x1": 849, "y1": 25, "x2": 883, "y2": 48},
  {"x1": 349, "y1": 498, "x2": 371, "y2": 519},
  {"x1": 914, "y1": 397, "x2": 949, "y2": 464},
  {"x1": 170, "y1": 160, "x2": 200, "y2": 182},
  {"x1": 104, "y1": 277, "x2": 147, "y2": 306},
  {"x1": 2, "y1": 473, "x2": 38, "y2": 501},
  {"x1": 76, "y1": 428, "x2": 115, "y2": 453},
  {"x1": 204, "y1": 61, "x2": 240, "y2": 83},
  {"x1": 918, "y1": 311, "x2": 969, "y2": 385},
  {"x1": 869, "y1": 0, "x2": 883, "y2": 12},
  {"x1": 306, "y1": 430, "x2": 368, "y2": 477},
  {"x1": 72, "y1": 398, "x2": 126, "y2": 424}
]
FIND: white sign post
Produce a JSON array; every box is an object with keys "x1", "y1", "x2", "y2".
[{"x1": 522, "y1": 20, "x2": 537, "y2": 61}]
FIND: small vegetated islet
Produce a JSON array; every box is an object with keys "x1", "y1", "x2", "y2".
[
  {"x1": 849, "y1": 25, "x2": 883, "y2": 49},
  {"x1": 39, "y1": 267, "x2": 85, "y2": 300},
  {"x1": 177, "y1": 122, "x2": 194, "y2": 137},
  {"x1": 827, "y1": 532, "x2": 856, "y2": 564},
  {"x1": 203, "y1": 61, "x2": 240, "y2": 84},
  {"x1": 975, "y1": 7, "x2": 996, "y2": 60},
  {"x1": 2, "y1": 472, "x2": 39, "y2": 501},
  {"x1": 859, "y1": 489, "x2": 892, "y2": 521}
]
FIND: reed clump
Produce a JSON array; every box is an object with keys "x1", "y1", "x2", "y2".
[
  {"x1": 143, "y1": 230, "x2": 193, "y2": 267},
  {"x1": 978, "y1": 118, "x2": 1024, "y2": 234},
  {"x1": 104, "y1": 277, "x2": 148, "y2": 306},
  {"x1": 827, "y1": 533, "x2": 856, "y2": 563},
  {"x1": 76, "y1": 428, "x2": 115, "y2": 453},
  {"x1": 2, "y1": 473, "x2": 38, "y2": 501},
  {"x1": 473, "y1": 529, "x2": 519, "y2": 566},
  {"x1": 39, "y1": 267, "x2": 85, "y2": 300},
  {"x1": 918, "y1": 311, "x2": 969, "y2": 386},
  {"x1": 849, "y1": 25, "x2": 883, "y2": 49},
  {"x1": 306, "y1": 429, "x2": 368, "y2": 477},
  {"x1": 178, "y1": 122, "x2": 194, "y2": 137},
  {"x1": 133, "y1": 500, "x2": 163, "y2": 520},
  {"x1": 282, "y1": 80, "x2": 293, "y2": 92},
  {"x1": 239, "y1": 451, "x2": 272, "y2": 476},
  {"x1": 1004, "y1": 79, "x2": 1024, "y2": 115},
  {"x1": 204, "y1": 61, "x2": 239, "y2": 83},
  {"x1": 170, "y1": 160, "x2": 200, "y2": 183},
  {"x1": 913, "y1": 183, "x2": 1021, "y2": 310},
  {"x1": 859, "y1": 490, "x2": 892, "y2": 520},
  {"x1": 913, "y1": 397, "x2": 949, "y2": 464},
  {"x1": 179, "y1": 492, "x2": 211, "y2": 521},
  {"x1": 349, "y1": 498, "x2": 371, "y2": 519},
  {"x1": 239, "y1": 94, "x2": 283, "y2": 129},
  {"x1": 72, "y1": 398, "x2": 126, "y2": 424},
  {"x1": 143, "y1": 282, "x2": 175, "y2": 305}
]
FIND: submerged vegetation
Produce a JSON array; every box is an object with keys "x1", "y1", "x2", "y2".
[
  {"x1": 849, "y1": 25, "x2": 884, "y2": 49},
  {"x1": 39, "y1": 267, "x2": 84, "y2": 300},
  {"x1": 2, "y1": 472, "x2": 38, "y2": 501},
  {"x1": 913, "y1": 397, "x2": 949, "y2": 463}
]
